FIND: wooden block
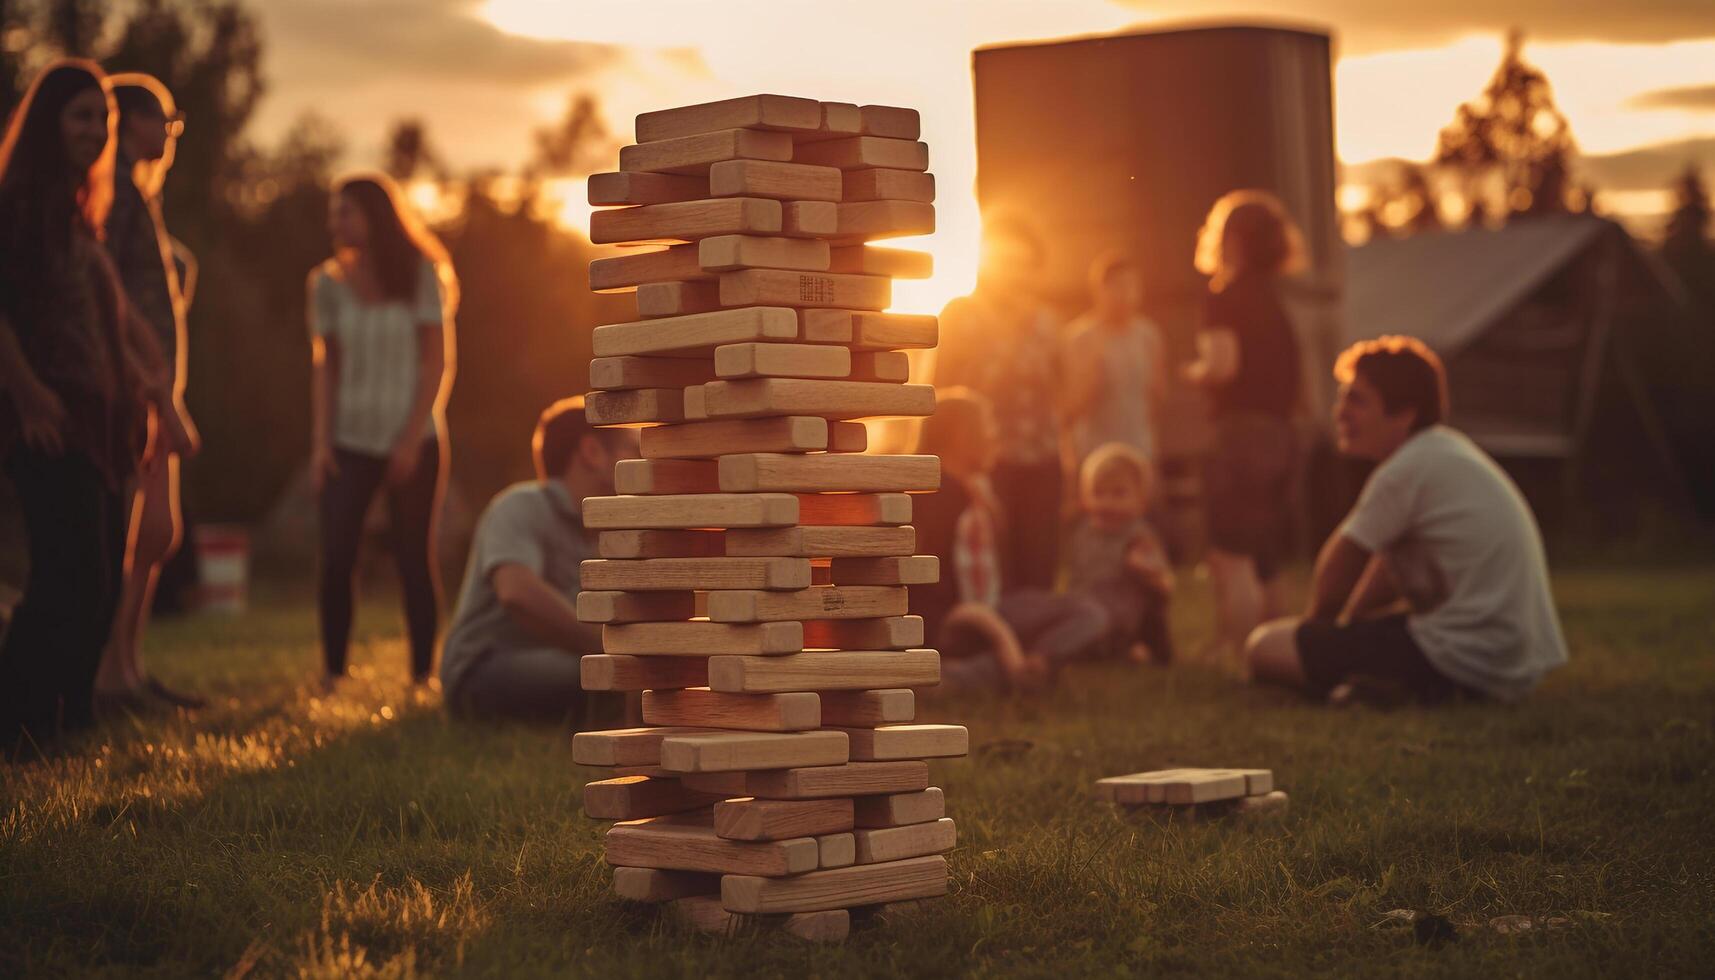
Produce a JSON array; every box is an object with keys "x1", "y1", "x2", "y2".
[
  {"x1": 859, "y1": 105, "x2": 921, "y2": 140},
  {"x1": 722, "y1": 854, "x2": 947, "y2": 913},
  {"x1": 827, "y1": 245, "x2": 933, "y2": 279},
  {"x1": 798, "y1": 101, "x2": 862, "y2": 142},
  {"x1": 613, "y1": 458, "x2": 720, "y2": 495},
  {"x1": 715, "y1": 798, "x2": 853, "y2": 842},
  {"x1": 802, "y1": 616, "x2": 923, "y2": 650},
  {"x1": 598, "y1": 529, "x2": 724, "y2": 560},
  {"x1": 697, "y1": 235, "x2": 830, "y2": 274},
  {"x1": 613, "y1": 866, "x2": 721, "y2": 902},
  {"x1": 682, "y1": 385, "x2": 709, "y2": 420},
  {"x1": 852, "y1": 818, "x2": 955, "y2": 865},
  {"x1": 635, "y1": 95, "x2": 822, "y2": 143},
  {"x1": 588, "y1": 171, "x2": 708, "y2": 206},
  {"x1": 668, "y1": 894, "x2": 739, "y2": 934},
  {"x1": 582, "y1": 655, "x2": 708, "y2": 692},
  {"x1": 706, "y1": 586, "x2": 909, "y2": 623},
  {"x1": 687, "y1": 761, "x2": 929, "y2": 800},
  {"x1": 701, "y1": 379, "x2": 935, "y2": 420},
  {"x1": 841, "y1": 169, "x2": 935, "y2": 203},
  {"x1": 708, "y1": 160, "x2": 843, "y2": 202},
  {"x1": 640, "y1": 417, "x2": 829, "y2": 459},
  {"x1": 636, "y1": 280, "x2": 722, "y2": 318},
  {"x1": 834, "y1": 201, "x2": 936, "y2": 242},
  {"x1": 1094, "y1": 768, "x2": 1249, "y2": 806},
  {"x1": 834, "y1": 724, "x2": 967, "y2": 761},
  {"x1": 589, "y1": 245, "x2": 705, "y2": 292},
  {"x1": 852, "y1": 787, "x2": 942, "y2": 828},
  {"x1": 829, "y1": 556, "x2": 939, "y2": 586},
  {"x1": 620, "y1": 129, "x2": 794, "y2": 175},
  {"x1": 724, "y1": 526, "x2": 915, "y2": 559},
  {"x1": 644, "y1": 689, "x2": 821, "y2": 732},
  {"x1": 781, "y1": 201, "x2": 838, "y2": 237},
  {"x1": 582, "y1": 493, "x2": 799, "y2": 530},
  {"x1": 793, "y1": 136, "x2": 928, "y2": 171},
  {"x1": 719, "y1": 270, "x2": 891, "y2": 310},
  {"x1": 782, "y1": 909, "x2": 849, "y2": 943},
  {"x1": 592, "y1": 307, "x2": 798, "y2": 358},
  {"x1": 590, "y1": 355, "x2": 715, "y2": 391},
  {"x1": 818, "y1": 832, "x2": 856, "y2": 868},
  {"x1": 1233, "y1": 789, "x2": 1289, "y2": 816},
  {"x1": 584, "y1": 775, "x2": 724, "y2": 820},
  {"x1": 603, "y1": 621, "x2": 802, "y2": 657},
  {"x1": 797, "y1": 492, "x2": 912, "y2": 526},
  {"x1": 708, "y1": 649, "x2": 940, "y2": 693},
  {"x1": 572, "y1": 726, "x2": 714, "y2": 767},
  {"x1": 719, "y1": 454, "x2": 939, "y2": 493},
  {"x1": 590, "y1": 198, "x2": 781, "y2": 245},
  {"x1": 819, "y1": 689, "x2": 915, "y2": 728},
  {"x1": 1232, "y1": 769, "x2": 1276, "y2": 795},
  {"x1": 607, "y1": 819, "x2": 818, "y2": 876},
  {"x1": 660, "y1": 730, "x2": 849, "y2": 773},
  {"x1": 848, "y1": 352, "x2": 911, "y2": 383},
  {"x1": 584, "y1": 388, "x2": 683, "y2": 425},
  {"x1": 576, "y1": 590, "x2": 697, "y2": 623},
  {"x1": 829, "y1": 421, "x2": 869, "y2": 453},
  {"x1": 801, "y1": 310, "x2": 938, "y2": 350},
  {"x1": 580, "y1": 557, "x2": 811, "y2": 591},
  {"x1": 715, "y1": 343, "x2": 850, "y2": 380}
]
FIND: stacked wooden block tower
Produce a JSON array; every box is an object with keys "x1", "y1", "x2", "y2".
[{"x1": 570, "y1": 95, "x2": 964, "y2": 942}]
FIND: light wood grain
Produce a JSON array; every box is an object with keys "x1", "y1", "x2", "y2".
[
  {"x1": 581, "y1": 493, "x2": 799, "y2": 530},
  {"x1": 707, "y1": 159, "x2": 843, "y2": 201},
  {"x1": 782, "y1": 908, "x2": 851, "y2": 942},
  {"x1": 639, "y1": 417, "x2": 829, "y2": 459},
  {"x1": 829, "y1": 555, "x2": 940, "y2": 585},
  {"x1": 723, "y1": 526, "x2": 915, "y2": 559},
  {"x1": 590, "y1": 198, "x2": 781, "y2": 244},
  {"x1": 818, "y1": 689, "x2": 916, "y2": 728},
  {"x1": 684, "y1": 760, "x2": 929, "y2": 800},
  {"x1": 719, "y1": 269, "x2": 890, "y2": 310},
  {"x1": 636, "y1": 280, "x2": 722, "y2": 318},
  {"x1": 801, "y1": 615, "x2": 924, "y2": 650},
  {"x1": 826, "y1": 245, "x2": 933, "y2": 279},
  {"x1": 635, "y1": 95, "x2": 822, "y2": 142},
  {"x1": 576, "y1": 589, "x2": 696, "y2": 623},
  {"x1": 841, "y1": 168, "x2": 935, "y2": 203},
  {"x1": 720, "y1": 854, "x2": 948, "y2": 913},
  {"x1": 705, "y1": 585, "x2": 909, "y2": 623},
  {"x1": 580, "y1": 557, "x2": 811, "y2": 591},
  {"x1": 797, "y1": 492, "x2": 912, "y2": 526},
  {"x1": 780, "y1": 201, "x2": 838, "y2": 237},
  {"x1": 707, "y1": 649, "x2": 940, "y2": 693},
  {"x1": 572, "y1": 726, "x2": 715, "y2": 767},
  {"x1": 852, "y1": 818, "x2": 956, "y2": 864},
  {"x1": 718, "y1": 453, "x2": 939, "y2": 493},
  {"x1": 592, "y1": 307, "x2": 799, "y2": 357},
  {"x1": 584, "y1": 775, "x2": 724, "y2": 820},
  {"x1": 859, "y1": 105, "x2": 921, "y2": 139},
  {"x1": 602, "y1": 620, "x2": 803, "y2": 656},
  {"x1": 700, "y1": 379, "x2": 934, "y2": 420},
  {"x1": 793, "y1": 136, "x2": 928, "y2": 171},
  {"x1": 697, "y1": 234, "x2": 830, "y2": 273},
  {"x1": 832, "y1": 724, "x2": 968, "y2": 761},
  {"x1": 852, "y1": 787, "x2": 943, "y2": 828},
  {"x1": 588, "y1": 171, "x2": 708, "y2": 206},
  {"x1": 590, "y1": 355, "x2": 715, "y2": 391},
  {"x1": 597, "y1": 528, "x2": 725, "y2": 559},
  {"x1": 659, "y1": 729, "x2": 849, "y2": 773},
  {"x1": 818, "y1": 832, "x2": 856, "y2": 868},
  {"x1": 589, "y1": 244, "x2": 706, "y2": 292},
  {"x1": 714, "y1": 798, "x2": 853, "y2": 841},
  {"x1": 612, "y1": 866, "x2": 721, "y2": 902},
  {"x1": 620, "y1": 128, "x2": 794, "y2": 175},
  {"x1": 612, "y1": 458, "x2": 721, "y2": 495},
  {"x1": 643, "y1": 688, "x2": 821, "y2": 732},
  {"x1": 800, "y1": 310, "x2": 938, "y2": 349},
  {"x1": 848, "y1": 351, "x2": 912, "y2": 383},
  {"x1": 584, "y1": 388, "x2": 684, "y2": 425},
  {"x1": 714, "y1": 343, "x2": 850, "y2": 380},
  {"x1": 581, "y1": 655, "x2": 708, "y2": 691},
  {"x1": 606, "y1": 819, "x2": 817, "y2": 876},
  {"x1": 833, "y1": 200, "x2": 936, "y2": 242}
]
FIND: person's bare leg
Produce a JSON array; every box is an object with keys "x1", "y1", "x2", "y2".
[
  {"x1": 96, "y1": 456, "x2": 182, "y2": 697},
  {"x1": 1206, "y1": 547, "x2": 1262, "y2": 662},
  {"x1": 1244, "y1": 617, "x2": 1309, "y2": 690}
]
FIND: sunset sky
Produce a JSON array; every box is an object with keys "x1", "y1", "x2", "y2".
[{"x1": 251, "y1": 0, "x2": 1715, "y2": 313}]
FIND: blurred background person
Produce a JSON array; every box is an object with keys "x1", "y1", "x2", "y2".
[
  {"x1": 308, "y1": 173, "x2": 457, "y2": 691},
  {"x1": 1063, "y1": 251, "x2": 1167, "y2": 478},
  {"x1": 94, "y1": 72, "x2": 203, "y2": 712},
  {"x1": 1066, "y1": 442, "x2": 1175, "y2": 666},
  {"x1": 1185, "y1": 190, "x2": 1308, "y2": 662}
]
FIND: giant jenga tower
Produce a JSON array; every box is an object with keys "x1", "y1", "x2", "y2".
[{"x1": 569, "y1": 95, "x2": 963, "y2": 942}]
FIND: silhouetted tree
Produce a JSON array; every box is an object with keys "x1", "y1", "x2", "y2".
[
  {"x1": 384, "y1": 118, "x2": 442, "y2": 182},
  {"x1": 1662, "y1": 165, "x2": 1714, "y2": 314},
  {"x1": 530, "y1": 91, "x2": 614, "y2": 178}
]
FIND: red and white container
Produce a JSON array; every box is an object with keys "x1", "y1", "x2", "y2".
[{"x1": 193, "y1": 524, "x2": 250, "y2": 614}]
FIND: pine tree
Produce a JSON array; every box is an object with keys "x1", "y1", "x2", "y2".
[{"x1": 1662, "y1": 165, "x2": 1714, "y2": 312}]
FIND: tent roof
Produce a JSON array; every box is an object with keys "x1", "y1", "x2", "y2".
[{"x1": 1343, "y1": 214, "x2": 1607, "y2": 356}]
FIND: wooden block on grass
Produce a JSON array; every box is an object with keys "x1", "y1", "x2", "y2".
[
  {"x1": 797, "y1": 492, "x2": 912, "y2": 526},
  {"x1": 620, "y1": 129, "x2": 794, "y2": 175},
  {"x1": 827, "y1": 245, "x2": 933, "y2": 279},
  {"x1": 582, "y1": 493, "x2": 799, "y2": 530},
  {"x1": 660, "y1": 730, "x2": 849, "y2": 773},
  {"x1": 708, "y1": 160, "x2": 842, "y2": 201},
  {"x1": 715, "y1": 343, "x2": 850, "y2": 380},
  {"x1": 590, "y1": 355, "x2": 714, "y2": 391},
  {"x1": 668, "y1": 894, "x2": 738, "y2": 934},
  {"x1": 719, "y1": 269, "x2": 890, "y2": 310},
  {"x1": 593, "y1": 307, "x2": 798, "y2": 357},
  {"x1": 581, "y1": 557, "x2": 810, "y2": 591},
  {"x1": 706, "y1": 585, "x2": 908, "y2": 623},
  {"x1": 708, "y1": 649, "x2": 939, "y2": 693},
  {"x1": 590, "y1": 198, "x2": 781, "y2": 245},
  {"x1": 588, "y1": 171, "x2": 708, "y2": 206},
  {"x1": 644, "y1": 689, "x2": 821, "y2": 732},
  {"x1": 573, "y1": 726, "x2": 713, "y2": 767},
  {"x1": 1231, "y1": 769, "x2": 1276, "y2": 795},
  {"x1": 782, "y1": 909, "x2": 849, "y2": 942},
  {"x1": 801, "y1": 310, "x2": 937, "y2": 349},
  {"x1": 607, "y1": 819, "x2": 818, "y2": 876},
  {"x1": 582, "y1": 655, "x2": 707, "y2": 692},
  {"x1": 576, "y1": 590, "x2": 696, "y2": 623},
  {"x1": 701, "y1": 379, "x2": 934, "y2": 420},
  {"x1": 852, "y1": 818, "x2": 955, "y2": 864},
  {"x1": 834, "y1": 200, "x2": 936, "y2": 242},
  {"x1": 698, "y1": 234, "x2": 830, "y2": 273},
  {"x1": 635, "y1": 95, "x2": 822, "y2": 143},
  {"x1": 819, "y1": 689, "x2": 915, "y2": 728},
  {"x1": 859, "y1": 105, "x2": 921, "y2": 139},
  {"x1": 852, "y1": 787, "x2": 943, "y2": 828},
  {"x1": 639, "y1": 416, "x2": 846, "y2": 459},
  {"x1": 584, "y1": 388, "x2": 684, "y2": 425},
  {"x1": 833, "y1": 724, "x2": 967, "y2": 761},
  {"x1": 830, "y1": 555, "x2": 939, "y2": 585},
  {"x1": 722, "y1": 854, "x2": 947, "y2": 913},
  {"x1": 842, "y1": 168, "x2": 935, "y2": 203},
  {"x1": 686, "y1": 761, "x2": 929, "y2": 800},
  {"x1": 794, "y1": 136, "x2": 928, "y2": 171},
  {"x1": 636, "y1": 280, "x2": 722, "y2": 317},
  {"x1": 589, "y1": 245, "x2": 705, "y2": 292},
  {"x1": 584, "y1": 775, "x2": 724, "y2": 820},
  {"x1": 598, "y1": 529, "x2": 724, "y2": 560},
  {"x1": 724, "y1": 526, "x2": 915, "y2": 559},
  {"x1": 719, "y1": 453, "x2": 939, "y2": 493},
  {"x1": 603, "y1": 620, "x2": 803, "y2": 656},
  {"x1": 781, "y1": 201, "x2": 838, "y2": 237},
  {"x1": 802, "y1": 615, "x2": 923, "y2": 650},
  {"x1": 1094, "y1": 768, "x2": 1250, "y2": 806},
  {"x1": 613, "y1": 866, "x2": 721, "y2": 902},
  {"x1": 715, "y1": 798, "x2": 854, "y2": 841},
  {"x1": 818, "y1": 832, "x2": 856, "y2": 868},
  {"x1": 1232, "y1": 789, "x2": 1289, "y2": 816}
]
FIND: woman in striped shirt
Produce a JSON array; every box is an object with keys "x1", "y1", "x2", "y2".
[{"x1": 308, "y1": 173, "x2": 458, "y2": 689}]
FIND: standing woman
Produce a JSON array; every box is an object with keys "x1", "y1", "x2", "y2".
[
  {"x1": 1185, "y1": 190, "x2": 1308, "y2": 661},
  {"x1": 309, "y1": 173, "x2": 457, "y2": 689},
  {"x1": 0, "y1": 60, "x2": 176, "y2": 750}
]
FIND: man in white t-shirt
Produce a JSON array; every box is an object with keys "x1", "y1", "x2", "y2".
[{"x1": 1246, "y1": 335, "x2": 1568, "y2": 703}]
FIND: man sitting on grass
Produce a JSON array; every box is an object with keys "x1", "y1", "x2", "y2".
[
  {"x1": 439, "y1": 397, "x2": 634, "y2": 723},
  {"x1": 1245, "y1": 336, "x2": 1568, "y2": 704}
]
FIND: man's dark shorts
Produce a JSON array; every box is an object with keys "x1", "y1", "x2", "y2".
[{"x1": 1295, "y1": 613, "x2": 1473, "y2": 702}]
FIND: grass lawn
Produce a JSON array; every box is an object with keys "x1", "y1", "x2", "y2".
[{"x1": 2, "y1": 562, "x2": 1713, "y2": 977}]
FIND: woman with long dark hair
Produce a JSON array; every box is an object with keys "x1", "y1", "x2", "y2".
[
  {"x1": 0, "y1": 60, "x2": 177, "y2": 750},
  {"x1": 309, "y1": 172, "x2": 457, "y2": 690},
  {"x1": 1186, "y1": 189, "x2": 1308, "y2": 662}
]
